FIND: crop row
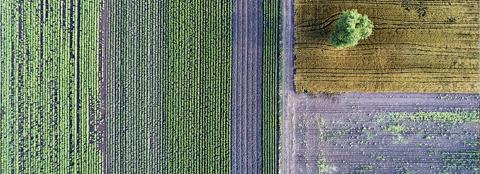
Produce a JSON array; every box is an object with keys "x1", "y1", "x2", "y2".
[{"x1": 262, "y1": 0, "x2": 281, "y2": 173}]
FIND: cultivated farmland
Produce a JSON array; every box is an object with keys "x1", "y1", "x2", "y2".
[
  {"x1": 290, "y1": 93, "x2": 480, "y2": 173},
  {"x1": 2, "y1": 0, "x2": 480, "y2": 173},
  {"x1": 106, "y1": 0, "x2": 232, "y2": 173},
  {"x1": 263, "y1": 0, "x2": 282, "y2": 173},
  {"x1": 294, "y1": 0, "x2": 480, "y2": 93},
  {"x1": 231, "y1": 0, "x2": 282, "y2": 172},
  {"x1": 1, "y1": 0, "x2": 103, "y2": 173},
  {"x1": 1, "y1": 0, "x2": 283, "y2": 173},
  {"x1": 281, "y1": 0, "x2": 480, "y2": 173}
]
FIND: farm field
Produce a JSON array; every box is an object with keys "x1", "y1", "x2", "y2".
[
  {"x1": 1, "y1": 0, "x2": 103, "y2": 173},
  {"x1": 8, "y1": 0, "x2": 480, "y2": 173},
  {"x1": 106, "y1": 0, "x2": 282, "y2": 173},
  {"x1": 294, "y1": 0, "x2": 480, "y2": 93},
  {"x1": 290, "y1": 93, "x2": 480, "y2": 173},
  {"x1": 106, "y1": 0, "x2": 232, "y2": 173},
  {"x1": 1, "y1": 0, "x2": 283, "y2": 173},
  {"x1": 231, "y1": 0, "x2": 281, "y2": 173},
  {"x1": 281, "y1": 0, "x2": 480, "y2": 173}
]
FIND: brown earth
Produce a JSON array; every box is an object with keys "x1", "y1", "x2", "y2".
[{"x1": 294, "y1": 0, "x2": 480, "y2": 93}]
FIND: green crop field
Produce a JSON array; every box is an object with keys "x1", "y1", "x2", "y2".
[
  {"x1": 262, "y1": 0, "x2": 281, "y2": 173},
  {"x1": 1, "y1": 0, "x2": 103, "y2": 173},
  {"x1": 1, "y1": 0, "x2": 282, "y2": 173},
  {"x1": 106, "y1": 0, "x2": 232, "y2": 173}
]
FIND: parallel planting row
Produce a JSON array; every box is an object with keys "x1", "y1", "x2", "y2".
[
  {"x1": 1, "y1": 0, "x2": 103, "y2": 173},
  {"x1": 106, "y1": 0, "x2": 232, "y2": 173},
  {"x1": 262, "y1": 0, "x2": 281, "y2": 173}
]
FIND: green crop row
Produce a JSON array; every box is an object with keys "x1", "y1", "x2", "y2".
[
  {"x1": 1, "y1": 0, "x2": 103, "y2": 173},
  {"x1": 262, "y1": 0, "x2": 281, "y2": 173}
]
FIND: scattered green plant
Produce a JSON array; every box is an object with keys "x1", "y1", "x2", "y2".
[
  {"x1": 386, "y1": 124, "x2": 406, "y2": 134},
  {"x1": 317, "y1": 155, "x2": 334, "y2": 174}
]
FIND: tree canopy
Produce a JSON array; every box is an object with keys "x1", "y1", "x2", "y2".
[{"x1": 330, "y1": 10, "x2": 374, "y2": 48}]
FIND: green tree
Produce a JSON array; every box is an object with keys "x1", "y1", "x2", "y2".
[{"x1": 330, "y1": 10, "x2": 374, "y2": 48}]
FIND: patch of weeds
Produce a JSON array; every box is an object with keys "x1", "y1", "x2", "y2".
[
  {"x1": 464, "y1": 141, "x2": 480, "y2": 147},
  {"x1": 401, "y1": 0, "x2": 413, "y2": 11},
  {"x1": 416, "y1": 142, "x2": 431, "y2": 148},
  {"x1": 442, "y1": 151, "x2": 480, "y2": 173},
  {"x1": 393, "y1": 135, "x2": 409, "y2": 145},
  {"x1": 317, "y1": 159, "x2": 332, "y2": 174},
  {"x1": 415, "y1": 112, "x2": 479, "y2": 123},
  {"x1": 297, "y1": 118, "x2": 307, "y2": 146},
  {"x1": 401, "y1": 0, "x2": 428, "y2": 18},
  {"x1": 348, "y1": 126, "x2": 366, "y2": 136},
  {"x1": 355, "y1": 164, "x2": 374, "y2": 173},
  {"x1": 365, "y1": 131, "x2": 375, "y2": 140},
  {"x1": 317, "y1": 117, "x2": 335, "y2": 174},
  {"x1": 446, "y1": 17, "x2": 456, "y2": 24},
  {"x1": 388, "y1": 111, "x2": 480, "y2": 124},
  {"x1": 325, "y1": 128, "x2": 348, "y2": 139},
  {"x1": 316, "y1": 117, "x2": 327, "y2": 142},
  {"x1": 396, "y1": 166, "x2": 415, "y2": 174},
  {"x1": 386, "y1": 124, "x2": 406, "y2": 134},
  {"x1": 376, "y1": 116, "x2": 386, "y2": 124},
  {"x1": 318, "y1": 92, "x2": 341, "y2": 102},
  {"x1": 422, "y1": 135, "x2": 435, "y2": 140},
  {"x1": 375, "y1": 155, "x2": 386, "y2": 161},
  {"x1": 300, "y1": 139, "x2": 307, "y2": 147}
]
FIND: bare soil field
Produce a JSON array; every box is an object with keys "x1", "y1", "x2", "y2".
[
  {"x1": 291, "y1": 93, "x2": 480, "y2": 173},
  {"x1": 294, "y1": 0, "x2": 480, "y2": 93},
  {"x1": 231, "y1": 0, "x2": 264, "y2": 173}
]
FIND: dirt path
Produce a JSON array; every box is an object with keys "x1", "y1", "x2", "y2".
[
  {"x1": 231, "y1": 0, "x2": 264, "y2": 173},
  {"x1": 280, "y1": 0, "x2": 296, "y2": 172},
  {"x1": 99, "y1": 0, "x2": 109, "y2": 173}
]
